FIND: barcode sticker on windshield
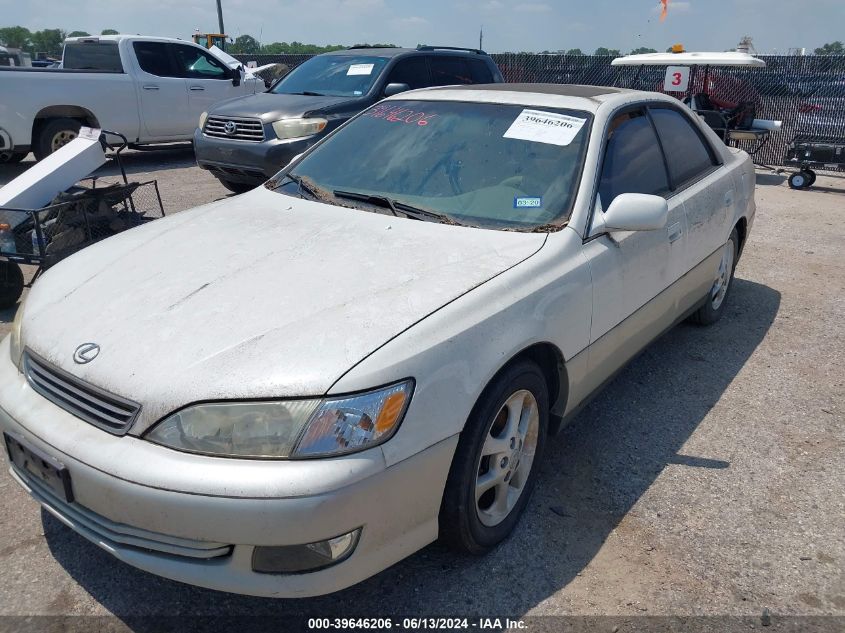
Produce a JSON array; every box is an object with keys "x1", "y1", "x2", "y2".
[
  {"x1": 503, "y1": 109, "x2": 587, "y2": 146},
  {"x1": 347, "y1": 63, "x2": 375, "y2": 76}
]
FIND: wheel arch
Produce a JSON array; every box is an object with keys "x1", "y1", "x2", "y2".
[
  {"x1": 31, "y1": 106, "x2": 100, "y2": 142},
  {"x1": 474, "y1": 341, "x2": 569, "y2": 436},
  {"x1": 734, "y1": 216, "x2": 748, "y2": 258}
]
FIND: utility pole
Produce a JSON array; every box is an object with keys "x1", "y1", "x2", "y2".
[
  {"x1": 479, "y1": 25, "x2": 483, "y2": 51},
  {"x1": 216, "y1": 0, "x2": 225, "y2": 36}
]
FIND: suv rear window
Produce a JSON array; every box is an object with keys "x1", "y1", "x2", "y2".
[
  {"x1": 468, "y1": 59, "x2": 494, "y2": 83},
  {"x1": 63, "y1": 41, "x2": 124, "y2": 72},
  {"x1": 429, "y1": 57, "x2": 473, "y2": 86}
]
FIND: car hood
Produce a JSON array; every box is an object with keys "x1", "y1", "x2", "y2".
[
  {"x1": 210, "y1": 91, "x2": 363, "y2": 121},
  {"x1": 21, "y1": 187, "x2": 546, "y2": 434}
]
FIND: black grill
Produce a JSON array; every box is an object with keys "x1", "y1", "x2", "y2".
[
  {"x1": 204, "y1": 116, "x2": 265, "y2": 142},
  {"x1": 23, "y1": 352, "x2": 140, "y2": 435}
]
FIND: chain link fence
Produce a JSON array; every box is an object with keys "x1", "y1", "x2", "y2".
[{"x1": 235, "y1": 52, "x2": 845, "y2": 170}]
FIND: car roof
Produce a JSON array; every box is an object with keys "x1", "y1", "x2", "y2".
[
  {"x1": 64, "y1": 35, "x2": 198, "y2": 46},
  {"x1": 319, "y1": 47, "x2": 490, "y2": 58},
  {"x1": 391, "y1": 83, "x2": 646, "y2": 113}
]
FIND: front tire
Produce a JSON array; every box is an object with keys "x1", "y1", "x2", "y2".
[
  {"x1": 34, "y1": 118, "x2": 82, "y2": 161},
  {"x1": 0, "y1": 261, "x2": 24, "y2": 309},
  {"x1": 788, "y1": 171, "x2": 809, "y2": 190},
  {"x1": 439, "y1": 360, "x2": 548, "y2": 554},
  {"x1": 216, "y1": 177, "x2": 254, "y2": 194},
  {"x1": 689, "y1": 229, "x2": 739, "y2": 326}
]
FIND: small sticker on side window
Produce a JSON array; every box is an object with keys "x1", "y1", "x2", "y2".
[
  {"x1": 514, "y1": 196, "x2": 543, "y2": 209},
  {"x1": 504, "y1": 109, "x2": 587, "y2": 146},
  {"x1": 347, "y1": 63, "x2": 374, "y2": 76}
]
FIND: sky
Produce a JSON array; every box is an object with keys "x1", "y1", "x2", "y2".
[{"x1": 1, "y1": 0, "x2": 842, "y2": 54}]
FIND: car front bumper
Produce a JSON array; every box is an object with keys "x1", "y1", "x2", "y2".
[
  {"x1": 0, "y1": 339, "x2": 456, "y2": 598},
  {"x1": 193, "y1": 128, "x2": 320, "y2": 185}
]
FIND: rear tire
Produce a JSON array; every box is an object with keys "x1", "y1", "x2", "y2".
[
  {"x1": 803, "y1": 169, "x2": 817, "y2": 186},
  {"x1": 439, "y1": 360, "x2": 548, "y2": 554},
  {"x1": 217, "y1": 178, "x2": 254, "y2": 194},
  {"x1": 34, "y1": 118, "x2": 82, "y2": 161},
  {"x1": 0, "y1": 261, "x2": 24, "y2": 309},
  {"x1": 689, "y1": 229, "x2": 739, "y2": 326}
]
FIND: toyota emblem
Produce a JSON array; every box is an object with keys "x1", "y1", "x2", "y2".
[
  {"x1": 73, "y1": 343, "x2": 100, "y2": 364},
  {"x1": 223, "y1": 120, "x2": 237, "y2": 136}
]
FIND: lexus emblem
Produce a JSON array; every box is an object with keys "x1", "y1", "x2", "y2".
[
  {"x1": 73, "y1": 343, "x2": 100, "y2": 364},
  {"x1": 223, "y1": 120, "x2": 237, "y2": 136}
]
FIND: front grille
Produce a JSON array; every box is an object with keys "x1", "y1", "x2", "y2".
[
  {"x1": 13, "y1": 466, "x2": 232, "y2": 560},
  {"x1": 204, "y1": 116, "x2": 265, "y2": 142},
  {"x1": 23, "y1": 351, "x2": 140, "y2": 435}
]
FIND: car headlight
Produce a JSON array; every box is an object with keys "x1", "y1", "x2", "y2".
[
  {"x1": 199, "y1": 111, "x2": 208, "y2": 130},
  {"x1": 271, "y1": 117, "x2": 327, "y2": 141},
  {"x1": 145, "y1": 380, "x2": 413, "y2": 459},
  {"x1": 9, "y1": 297, "x2": 25, "y2": 371}
]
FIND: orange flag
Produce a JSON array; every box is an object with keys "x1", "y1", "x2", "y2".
[{"x1": 660, "y1": 0, "x2": 669, "y2": 22}]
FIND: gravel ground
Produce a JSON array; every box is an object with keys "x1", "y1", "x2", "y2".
[{"x1": 0, "y1": 153, "x2": 842, "y2": 628}]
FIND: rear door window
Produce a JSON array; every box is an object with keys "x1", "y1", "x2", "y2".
[
  {"x1": 63, "y1": 41, "x2": 124, "y2": 72},
  {"x1": 649, "y1": 106, "x2": 718, "y2": 187},
  {"x1": 468, "y1": 59, "x2": 494, "y2": 83},
  {"x1": 429, "y1": 56, "x2": 473, "y2": 86},
  {"x1": 384, "y1": 57, "x2": 431, "y2": 89},
  {"x1": 598, "y1": 109, "x2": 670, "y2": 207},
  {"x1": 133, "y1": 41, "x2": 177, "y2": 77}
]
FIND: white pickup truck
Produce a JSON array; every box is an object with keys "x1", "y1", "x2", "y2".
[{"x1": 0, "y1": 35, "x2": 262, "y2": 163}]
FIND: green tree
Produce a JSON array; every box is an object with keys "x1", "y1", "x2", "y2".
[
  {"x1": 230, "y1": 34, "x2": 260, "y2": 54},
  {"x1": 101, "y1": 29, "x2": 120, "y2": 35},
  {"x1": 0, "y1": 26, "x2": 32, "y2": 48},
  {"x1": 594, "y1": 47, "x2": 621, "y2": 56},
  {"x1": 67, "y1": 31, "x2": 90, "y2": 38},
  {"x1": 815, "y1": 41, "x2": 844, "y2": 55},
  {"x1": 29, "y1": 29, "x2": 66, "y2": 56},
  {"x1": 566, "y1": 48, "x2": 583, "y2": 55},
  {"x1": 630, "y1": 46, "x2": 657, "y2": 54}
]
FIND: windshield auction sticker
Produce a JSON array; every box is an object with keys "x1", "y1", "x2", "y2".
[
  {"x1": 347, "y1": 63, "x2": 375, "y2": 76},
  {"x1": 503, "y1": 109, "x2": 587, "y2": 146}
]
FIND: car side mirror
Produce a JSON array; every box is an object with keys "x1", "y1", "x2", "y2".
[
  {"x1": 231, "y1": 65, "x2": 243, "y2": 87},
  {"x1": 602, "y1": 193, "x2": 668, "y2": 232},
  {"x1": 384, "y1": 82, "x2": 410, "y2": 97}
]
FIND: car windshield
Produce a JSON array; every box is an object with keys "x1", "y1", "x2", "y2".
[
  {"x1": 270, "y1": 55, "x2": 389, "y2": 97},
  {"x1": 270, "y1": 100, "x2": 592, "y2": 231}
]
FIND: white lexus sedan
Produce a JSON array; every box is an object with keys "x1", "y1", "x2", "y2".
[{"x1": 0, "y1": 84, "x2": 755, "y2": 597}]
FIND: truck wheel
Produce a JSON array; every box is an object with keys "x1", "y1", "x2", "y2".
[
  {"x1": 217, "y1": 178, "x2": 254, "y2": 194},
  {"x1": 0, "y1": 151, "x2": 26, "y2": 164},
  {"x1": 0, "y1": 261, "x2": 25, "y2": 309},
  {"x1": 34, "y1": 118, "x2": 82, "y2": 161}
]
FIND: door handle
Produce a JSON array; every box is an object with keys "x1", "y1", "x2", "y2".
[
  {"x1": 667, "y1": 222, "x2": 683, "y2": 243},
  {"x1": 142, "y1": 85, "x2": 159, "y2": 90},
  {"x1": 189, "y1": 86, "x2": 205, "y2": 91}
]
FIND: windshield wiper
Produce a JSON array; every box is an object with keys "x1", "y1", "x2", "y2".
[
  {"x1": 332, "y1": 190, "x2": 458, "y2": 225},
  {"x1": 286, "y1": 173, "x2": 324, "y2": 200},
  {"x1": 290, "y1": 91, "x2": 324, "y2": 96}
]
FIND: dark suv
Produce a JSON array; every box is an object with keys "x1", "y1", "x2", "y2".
[{"x1": 193, "y1": 46, "x2": 504, "y2": 192}]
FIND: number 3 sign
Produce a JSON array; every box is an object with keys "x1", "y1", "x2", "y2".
[{"x1": 663, "y1": 65, "x2": 691, "y2": 92}]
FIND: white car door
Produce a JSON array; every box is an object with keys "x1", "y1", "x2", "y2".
[
  {"x1": 648, "y1": 105, "x2": 734, "y2": 273},
  {"x1": 581, "y1": 107, "x2": 689, "y2": 384},
  {"x1": 132, "y1": 41, "x2": 193, "y2": 139},
  {"x1": 171, "y1": 44, "x2": 254, "y2": 115}
]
